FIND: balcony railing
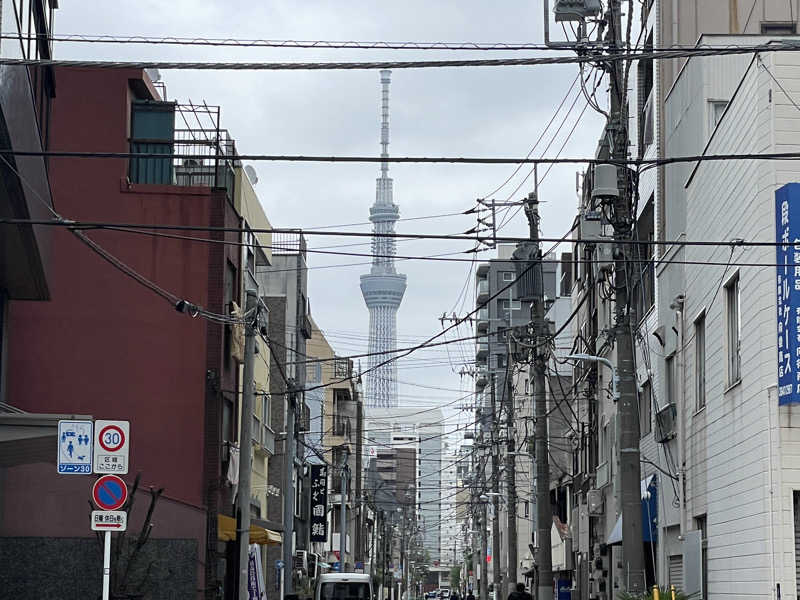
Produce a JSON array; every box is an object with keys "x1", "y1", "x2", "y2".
[
  {"x1": 476, "y1": 307, "x2": 489, "y2": 332},
  {"x1": 129, "y1": 102, "x2": 238, "y2": 202},
  {"x1": 476, "y1": 279, "x2": 489, "y2": 303},
  {"x1": 476, "y1": 336, "x2": 489, "y2": 359}
]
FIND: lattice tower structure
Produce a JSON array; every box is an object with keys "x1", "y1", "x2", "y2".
[{"x1": 360, "y1": 70, "x2": 406, "y2": 409}]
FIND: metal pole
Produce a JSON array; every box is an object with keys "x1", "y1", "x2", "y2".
[
  {"x1": 341, "y1": 464, "x2": 348, "y2": 572},
  {"x1": 283, "y1": 383, "x2": 298, "y2": 595},
  {"x1": 102, "y1": 530, "x2": 111, "y2": 600},
  {"x1": 606, "y1": 0, "x2": 644, "y2": 592},
  {"x1": 524, "y1": 193, "x2": 553, "y2": 600},
  {"x1": 237, "y1": 288, "x2": 258, "y2": 600}
]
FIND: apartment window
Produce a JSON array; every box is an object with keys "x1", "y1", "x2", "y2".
[
  {"x1": 599, "y1": 423, "x2": 608, "y2": 463},
  {"x1": 524, "y1": 501, "x2": 530, "y2": 518},
  {"x1": 503, "y1": 272, "x2": 514, "y2": 282},
  {"x1": 695, "y1": 515, "x2": 708, "y2": 600},
  {"x1": 245, "y1": 228, "x2": 256, "y2": 276},
  {"x1": 695, "y1": 312, "x2": 706, "y2": 410},
  {"x1": 761, "y1": 22, "x2": 797, "y2": 35},
  {"x1": 708, "y1": 100, "x2": 728, "y2": 131},
  {"x1": 634, "y1": 196, "x2": 655, "y2": 322},
  {"x1": 637, "y1": 32, "x2": 654, "y2": 152},
  {"x1": 262, "y1": 394, "x2": 271, "y2": 428},
  {"x1": 665, "y1": 355, "x2": 676, "y2": 405},
  {"x1": 726, "y1": 273, "x2": 741, "y2": 386},
  {"x1": 639, "y1": 380, "x2": 652, "y2": 437}
]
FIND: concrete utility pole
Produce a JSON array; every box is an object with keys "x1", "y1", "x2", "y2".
[
  {"x1": 340, "y1": 461, "x2": 349, "y2": 572},
  {"x1": 489, "y1": 376, "x2": 501, "y2": 599},
  {"x1": 504, "y1": 371, "x2": 517, "y2": 592},
  {"x1": 480, "y1": 501, "x2": 489, "y2": 600},
  {"x1": 605, "y1": 0, "x2": 645, "y2": 592},
  {"x1": 236, "y1": 289, "x2": 258, "y2": 600},
  {"x1": 283, "y1": 382, "x2": 298, "y2": 595},
  {"x1": 524, "y1": 193, "x2": 553, "y2": 600}
]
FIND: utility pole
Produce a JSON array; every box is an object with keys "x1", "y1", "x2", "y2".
[
  {"x1": 479, "y1": 501, "x2": 489, "y2": 600},
  {"x1": 524, "y1": 192, "x2": 553, "y2": 600},
  {"x1": 605, "y1": 0, "x2": 644, "y2": 592},
  {"x1": 504, "y1": 370, "x2": 517, "y2": 591},
  {"x1": 283, "y1": 381, "x2": 298, "y2": 596},
  {"x1": 236, "y1": 289, "x2": 258, "y2": 600},
  {"x1": 340, "y1": 461, "x2": 349, "y2": 572},
  {"x1": 489, "y1": 375, "x2": 501, "y2": 600}
]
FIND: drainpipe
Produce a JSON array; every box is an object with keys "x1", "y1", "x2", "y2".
[{"x1": 673, "y1": 298, "x2": 687, "y2": 542}]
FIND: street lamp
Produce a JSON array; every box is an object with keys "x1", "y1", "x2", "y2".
[{"x1": 566, "y1": 353, "x2": 619, "y2": 402}]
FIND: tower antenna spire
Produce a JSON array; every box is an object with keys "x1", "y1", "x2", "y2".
[
  {"x1": 360, "y1": 70, "x2": 406, "y2": 410},
  {"x1": 380, "y1": 69, "x2": 391, "y2": 179}
]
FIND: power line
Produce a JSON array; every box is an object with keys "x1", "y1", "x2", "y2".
[
  {"x1": 4, "y1": 44, "x2": 800, "y2": 70},
  {"x1": 9, "y1": 147, "x2": 800, "y2": 168},
  {"x1": 10, "y1": 32, "x2": 800, "y2": 54},
  {"x1": 2, "y1": 216, "x2": 794, "y2": 248}
]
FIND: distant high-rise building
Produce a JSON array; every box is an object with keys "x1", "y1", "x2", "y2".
[{"x1": 361, "y1": 70, "x2": 406, "y2": 409}]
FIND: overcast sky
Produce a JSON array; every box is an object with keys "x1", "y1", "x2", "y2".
[{"x1": 52, "y1": 1, "x2": 606, "y2": 437}]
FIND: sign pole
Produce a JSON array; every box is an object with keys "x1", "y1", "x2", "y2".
[{"x1": 103, "y1": 530, "x2": 111, "y2": 600}]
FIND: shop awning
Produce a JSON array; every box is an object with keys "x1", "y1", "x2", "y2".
[
  {"x1": 606, "y1": 474, "x2": 658, "y2": 545},
  {"x1": 217, "y1": 514, "x2": 282, "y2": 545}
]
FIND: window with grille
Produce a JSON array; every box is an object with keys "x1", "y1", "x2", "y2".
[
  {"x1": 695, "y1": 312, "x2": 706, "y2": 409},
  {"x1": 725, "y1": 274, "x2": 741, "y2": 386}
]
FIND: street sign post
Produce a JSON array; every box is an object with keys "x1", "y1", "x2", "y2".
[
  {"x1": 92, "y1": 475, "x2": 128, "y2": 511},
  {"x1": 91, "y1": 475, "x2": 129, "y2": 600},
  {"x1": 57, "y1": 420, "x2": 93, "y2": 474},
  {"x1": 91, "y1": 510, "x2": 127, "y2": 532},
  {"x1": 93, "y1": 420, "x2": 130, "y2": 474}
]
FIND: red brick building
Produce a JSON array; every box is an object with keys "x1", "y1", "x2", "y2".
[{"x1": 1, "y1": 66, "x2": 244, "y2": 599}]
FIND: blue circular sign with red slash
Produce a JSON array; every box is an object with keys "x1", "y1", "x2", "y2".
[{"x1": 92, "y1": 475, "x2": 128, "y2": 511}]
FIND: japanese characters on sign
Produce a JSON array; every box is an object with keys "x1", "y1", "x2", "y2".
[
  {"x1": 93, "y1": 420, "x2": 130, "y2": 474},
  {"x1": 310, "y1": 464, "x2": 328, "y2": 543},
  {"x1": 91, "y1": 510, "x2": 127, "y2": 531},
  {"x1": 776, "y1": 184, "x2": 800, "y2": 405}
]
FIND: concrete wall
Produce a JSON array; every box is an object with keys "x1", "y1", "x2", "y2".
[{"x1": 664, "y1": 42, "x2": 800, "y2": 599}]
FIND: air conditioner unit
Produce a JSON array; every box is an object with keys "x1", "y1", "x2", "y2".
[
  {"x1": 294, "y1": 550, "x2": 308, "y2": 572},
  {"x1": 655, "y1": 402, "x2": 677, "y2": 443},
  {"x1": 587, "y1": 489, "x2": 604, "y2": 516}
]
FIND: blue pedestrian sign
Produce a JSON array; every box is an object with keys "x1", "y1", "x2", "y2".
[
  {"x1": 58, "y1": 420, "x2": 93, "y2": 474},
  {"x1": 275, "y1": 560, "x2": 285, "y2": 569}
]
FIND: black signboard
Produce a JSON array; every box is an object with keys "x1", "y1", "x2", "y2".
[{"x1": 310, "y1": 464, "x2": 328, "y2": 542}]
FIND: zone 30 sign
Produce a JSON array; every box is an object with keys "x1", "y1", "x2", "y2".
[{"x1": 93, "y1": 420, "x2": 130, "y2": 474}]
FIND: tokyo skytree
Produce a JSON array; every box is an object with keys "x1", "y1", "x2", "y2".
[{"x1": 360, "y1": 70, "x2": 406, "y2": 409}]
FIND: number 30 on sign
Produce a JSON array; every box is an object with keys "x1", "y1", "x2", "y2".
[{"x1": 93, "y1": 420, "x2": 130, "y2": 475}]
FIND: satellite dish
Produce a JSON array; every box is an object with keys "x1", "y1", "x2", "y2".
[{"x1": 244, "y1": 165, "x2": 258, "y2": 185}]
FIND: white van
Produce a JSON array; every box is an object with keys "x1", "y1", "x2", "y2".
[{"x1": 315, "y1": 573, "x2": 373, "y2": 600}]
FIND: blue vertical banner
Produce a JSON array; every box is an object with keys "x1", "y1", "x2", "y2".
[{"x1": 776, "y1": 184, "x2": 800, "y2": 405}]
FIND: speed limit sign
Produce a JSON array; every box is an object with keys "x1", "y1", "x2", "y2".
[{"x1": 93, "y1": 420, "x2": 130, "y2": 474}]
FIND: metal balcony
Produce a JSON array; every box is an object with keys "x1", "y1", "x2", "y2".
[
  {"x1": 476, "y1": 279, "x2": 489, "y2": 303},
  {"x1": 476, "y1": 307, "x2": 489, "y2": 332},
  {"x1": 476, "y1": 337, "x2": 489, "y2": 359}
]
